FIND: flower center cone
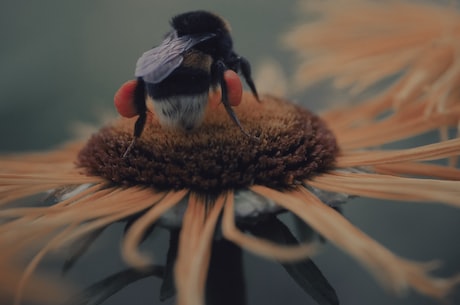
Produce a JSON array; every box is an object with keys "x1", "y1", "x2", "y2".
[{"x1": 77, "y1": 93, "x2": 338, "y2": 194}]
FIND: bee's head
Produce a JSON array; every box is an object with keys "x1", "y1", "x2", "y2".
[{"x1": 171, "y1": 11, "x2": 230, "y2": 37}]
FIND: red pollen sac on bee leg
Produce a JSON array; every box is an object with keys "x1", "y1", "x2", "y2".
[
  {"x1": 114, "y1": 80, "x2": 138, "y2": 118},
  {"x1": 224, "y1": 70, "x2": 243, "y2": 107},
  {"x1": 117, "y1": 72, "x2": 243, "y2": 116},
  {"x1": 209, "y1": 70, "x2": 243, "y2": 109}
]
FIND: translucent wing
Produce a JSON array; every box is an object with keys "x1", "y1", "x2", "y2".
[{"x1": 135, "y1": 32, "x2": 215, "y2": 84}]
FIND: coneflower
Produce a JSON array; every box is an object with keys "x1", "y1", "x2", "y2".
[{"x1": 1, "y1": 1, "x2": 460, "y2": 305}]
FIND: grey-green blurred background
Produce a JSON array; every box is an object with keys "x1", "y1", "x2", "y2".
[{"x1": 1, "y1": 1, "x2": 459, "y2": 305}]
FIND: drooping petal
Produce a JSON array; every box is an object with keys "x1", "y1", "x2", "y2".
[
  {"x1": 309, "y1": 171, "x2": 460, "y2": 208},
  {"x1": 174, "y1": 193, "x2": 224, "y2": 305},
  {"x1": 251, "y1": 185, "x2": 460, "y2": 298},
  {"x1": 222, "y1": 191, "x2": 317, "y2": 262},
  {"x1": 122, "y1": 190, "x2": 188, "y2": 269}
]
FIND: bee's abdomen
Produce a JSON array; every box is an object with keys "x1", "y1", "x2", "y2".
[
  {"x1": 147, "y1": 66, "x2": 211, "y2": 99},
  {"x1": 152, "y1": 93, "x2": 208, "y2": 131}
]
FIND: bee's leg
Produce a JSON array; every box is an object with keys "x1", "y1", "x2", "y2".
[
  {"x1": 237, "y1": 56, "x2": 259, "y2": 101},
  {"x1": 123, "y1": 78, "x2": 147, "y2": 158},
  {"x1": 213, "y1": 60, "x2": 255, "y2": 139}
]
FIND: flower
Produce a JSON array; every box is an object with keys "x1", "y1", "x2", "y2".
[{"x1": 1, "y1": 1, "x2": 460, "y2": 305}]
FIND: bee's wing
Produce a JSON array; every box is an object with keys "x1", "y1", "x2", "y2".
[{"x1": 135, "y1": 32, "x2": 215, "y2": 84}]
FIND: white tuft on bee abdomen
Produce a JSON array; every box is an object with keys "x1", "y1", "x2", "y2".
[{"x1": 153, "y1": 93, "x2": 209, "y2": 131}]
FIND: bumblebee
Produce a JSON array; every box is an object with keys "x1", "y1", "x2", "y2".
[{"x1": 119, "y1": 10, "x2": 259, "y2": 156}]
